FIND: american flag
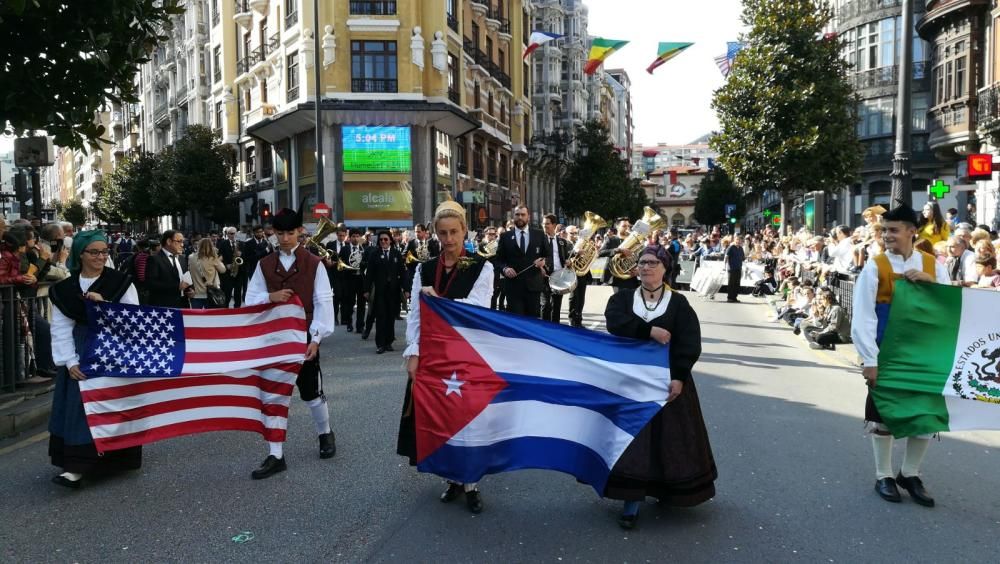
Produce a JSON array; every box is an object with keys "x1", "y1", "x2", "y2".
[
  {"x1": 78, "y1": 300, "x2": 307, "y2": 452},
  {"x1": 714, "y1": 41, "x2": 744, "y2": 78}
]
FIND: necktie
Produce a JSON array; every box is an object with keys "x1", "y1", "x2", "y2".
[
  {"x1": 171, "y1": 254, "x2": 179, "y2": 272},
  {"x1": 383, "y1": 251, "x2": 388, "y2": 261},
  {"x1": 519, "y1": 231, "x2": 526, "y2": 253}
]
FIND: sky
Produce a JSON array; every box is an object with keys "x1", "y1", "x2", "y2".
[{"x1": 585, "y1": 0, "x2": 746, "y2": 145}]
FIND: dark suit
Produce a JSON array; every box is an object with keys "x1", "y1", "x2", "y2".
[
  {"x1": 339, "y1": 243, "x2": 368, "y2": 330},
  {"x1": 541, "y1": 235, "x2": 572, "y2": 324},
  {"x1": 217, "y1": 238, "x2": 239, "y2": 307},
  {"x1": 364, "y1": 247, "x2": 406, "y2": 348},
  {"x1": 598, "y1": 233, "x2": 640, "y2": 293},
  {"x1": 495, "y1": 227, "x2": 552, "y2": 318},
  {"x1": 238, "y1": 236, "x2": 272, "y2": 306},
  {"x1": 145, "y1": 251, "x2": 190, "y2": 308},
  {"x1": 324, "y1": 238, "x2": 347, "y2": 322}
]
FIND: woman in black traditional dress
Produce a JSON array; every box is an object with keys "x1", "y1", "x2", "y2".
[
  {"x1": 47, "y1": 230, "x2": 142, "y2": 489},
  {"x1": 397, "y1": 201, "x2": 494, "y2": 514},
  {"x1": 604, "y1": 245, "x2": 717, "y2": 529}
]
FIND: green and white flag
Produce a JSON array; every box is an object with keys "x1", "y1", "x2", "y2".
[{"x1": 874, "y1": 281, "x2": 1000, "y2": 438}]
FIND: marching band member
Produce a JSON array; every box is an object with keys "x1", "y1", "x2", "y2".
[
  {"x1": 398, "y1": 201, "x2": 494, "y2": 514},
  {"x1": 604, "y1": 245, "x2": 717, "y2": 529},
  {"x1": 364, "y1": 230, "x2": 408, "y2": 354},
  {"x1": 339, "y1": 229, "x2": 368, "y2": 333},
  {"x1": 245, "y1": 206, "x2": 336, "y2": 479}
]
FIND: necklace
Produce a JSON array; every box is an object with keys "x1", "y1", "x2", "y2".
[
  {"x1": 640, "y1": 284, "x2": 663, "y2": 301},
  {"x1": 639, "y1": 284, "x2": 667, "y2": 321}
]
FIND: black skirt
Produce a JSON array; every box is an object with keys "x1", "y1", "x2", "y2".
[{"x1": 396, "y1": 380, "x2": 418, "y2": 466}]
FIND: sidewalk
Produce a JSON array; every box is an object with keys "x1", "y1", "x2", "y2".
[{"x1": 0, "y1": 381, "x2": 54, "y2": 440}]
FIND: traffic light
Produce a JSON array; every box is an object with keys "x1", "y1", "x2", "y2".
[
  {"x1": 729, "y1": 217, "x2": 736, "y2": 224},
  {"x1": 260, "y1": 202, "x2": 271, "y2": 221}
]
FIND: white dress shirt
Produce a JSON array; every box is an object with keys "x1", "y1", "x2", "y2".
[
  {"x1": 960, "y1": 249, "x2": 978, "y2": 284},
  {"x1": 851, "y1": 250, "x2": 951, "y2": 368},
  {"x1": 245, "y1": 244, "x2": 335, "y2": 344},
  {"x1": 403, "y1": 261, "x2": 495, "y2": 358},
  {"x1": 51, "y1": 276, "x2": 140, "y2": 369},
  {"x1": 549, "y1": 236, "x2": 563, "y2": 271},
  {"x1": 828, "y1": 237, "x2": 855, "y2": 273}
]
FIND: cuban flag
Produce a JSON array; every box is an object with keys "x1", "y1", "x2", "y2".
[
  {"x1": 414, "y1": 295, "x2": 671, "y2": 495},
  {"x1": 523, "y1": 31, "x2": 563, "y2": 59},
  {"x1": 77, "y1": 300, "x2": 307, "y2": 451}
]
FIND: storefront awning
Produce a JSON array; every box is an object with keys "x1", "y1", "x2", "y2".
[{"x1": 247, "y1": 99, "x2": 481, "y2": 145}]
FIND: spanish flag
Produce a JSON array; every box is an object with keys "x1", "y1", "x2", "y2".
[
  {"x1": 583, "y1": 37, "x2": 629, "y2": 75},
  {"x1": 646, "y1": 42, "x2": 693, "y2": 74}
]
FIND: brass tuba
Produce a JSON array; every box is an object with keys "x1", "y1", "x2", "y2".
[
  {"x1": 303, "y1": 217, "x2": 338, "y2": 261},
  {"x1": 565, "y1": 211, "x2": 607, "y2": 276},
  {"x1": 609, "y1": 207, "x2": 668, "y2": 279},
  {"x1": 477, "y1": 238, "x2": 499, "y2": 258},
  {"x1": 405, "y1": 239, "x2": 431, "y2": 265}
]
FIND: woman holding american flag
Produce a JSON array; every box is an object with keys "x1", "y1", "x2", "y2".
[{"x1": 47, "y1": 230, "x2": 142, "y2": 489}]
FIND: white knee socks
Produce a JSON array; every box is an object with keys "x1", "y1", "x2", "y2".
[
  {"x1": 268, "y1": 441, "x2": 283, "y2": 459},
  {"x1": 308, "y1": 397, "x2": 332, "y2": 435},
  {"x1": 871, "y1": 434, "x2": 894, "y2": 479},
  {"x1": 901, "y1": 437, "x2": 930, "y2": 478}
]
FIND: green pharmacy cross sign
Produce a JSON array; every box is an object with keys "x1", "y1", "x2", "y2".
[
  {"x1": 929, "y1": 179, "x2": 951, "y2": 199},
  {"x1": 763, "y1": 210, "x2": 772, "y2": 217}
]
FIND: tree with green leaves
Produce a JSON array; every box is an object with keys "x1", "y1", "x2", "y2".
[
  {"x1": 556, "y1": 120, "x2": 649, "y2": 221},
  {"x1": 0, "y1": 0, "x2": 181, "y2": 149},
  {"x1": 158, "y1": 125, "x2": 237, "y2": 224},
  {"x1": 694, "y1": 168, "x2": 745, "y2": 226},
  {"x1": 60, "y1": 198, "x2": 88, "y2": 227},
  {"x1": 710, "y1": 0, "x2": 862, "y2": 223}
]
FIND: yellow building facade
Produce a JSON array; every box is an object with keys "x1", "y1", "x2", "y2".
[{"x1": 227, "y1": 0, "x2": 531, "y2": 228}]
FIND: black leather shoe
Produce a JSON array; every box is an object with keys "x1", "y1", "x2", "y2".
[
  {"x1": 896, "y1": 473, "x2": 935, "y2": 507},
  {"x1": 385, "y1": 344, "x2": 394, "y2": 352},
  {"x1": 875, "y1": 477, "x2": 902, "y2": 502},
  {"x1": 251, "y1": 455, "x2": 287, "y2": 480},
  {"x1": 440, "y1": 482, "x2": 463, "y2": 503},
  {"x1": 51, "y1": 475, "x2": 82, "y2": 489},
  {"x1": 376, "y1": 347, "x2": 386, "y2": 354},
  {"x1": 346, "y1": 326, "x2": 354, "y2": 333},
  {"x1": 465, "y1": 489, "x2": 484, "y2": 514},
  {"x1": 618, "y1": 514, "x2": 638, "y2": 530},
  {"x1": 319, "y1": 432, "x2": 337, "y2": 459}
]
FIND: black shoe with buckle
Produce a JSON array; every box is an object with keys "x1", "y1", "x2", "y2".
[
  {"x1": 251, "y1": 455, "x2": 287, "y2": 480},
  {"x1": 896, "y1": 473, "x2": 935, "y2": 507},
  {"x1": 440, "y1": 482, "x2": 463, "y2": 503},
  {"x1": 465, "y1": 489, "x2": 484, "y2": 514},
  {"x1": 874, "y1": 477, "x2": 901, "y2": 502},
  {"x1": 319, "y1": 432, "x2": 337, "y2": 459}
]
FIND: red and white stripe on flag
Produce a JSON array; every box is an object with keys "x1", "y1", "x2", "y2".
[{"x1": 78, "y1": 300, "x2": 307, "y2": 452}]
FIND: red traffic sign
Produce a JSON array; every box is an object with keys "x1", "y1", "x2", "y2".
[
  {"x1": 968, "y1": 154, "x2": 996, "y2": 181},
  {"x1": 312, "y1": 202, "x2": 332, "y2": 218}
]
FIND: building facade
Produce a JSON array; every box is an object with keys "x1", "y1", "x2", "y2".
[
  {"x1": 973, "y1": 0, "x2": 1000, "y2": 228},
  {"x1": 631, "y1": 141, "x2": 719, "y2": 179}
]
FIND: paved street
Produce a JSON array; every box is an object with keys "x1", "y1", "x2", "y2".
[{"x1": 2, "y1": 286, "x2": 999, "y2": 563}]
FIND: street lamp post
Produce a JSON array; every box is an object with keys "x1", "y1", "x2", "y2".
[
  {"x1": 890, "y1": 0, "x2": 914, "y2": 206},
  {"x1": 313, "y1": 0, "x2": 325, "y2": 206}
]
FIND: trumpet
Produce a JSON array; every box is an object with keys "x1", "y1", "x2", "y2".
[{"x1": 229, "y1": 248, "x2": 243, "y2": 276}]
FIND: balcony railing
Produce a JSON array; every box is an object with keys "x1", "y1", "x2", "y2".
[
  {"x1": 447, "y1": 13, "x2": 458, "y2": 33},
  {"x1": 286, "y1": 5, "x2": 298, "y2": 27},
  {"x1": 931, "y1": 106, "x2": 968, "y2": 130},
  {"x1": 351, "y1": 78, "x2": 398, "y2": 93},
  {"x1": 473, "y1": 161, "x2": 484, "y2": 179},
  {"x1": 850, "y1": 62, "x2": 929, "y2": 91},
  {"x1": 287, "y1": 85, "x2": 300, "y2": 100},
  {"x1": 214, "y1": 67, "x2": 222, "y2": 83},
  {"x1": 349, "y1": 0, "x2": 396, "y2": 15},
  {"x1": 978, "y1": 83, "x2": 1000, "y2": 133},
  {"x1": 448, "y1": 88, "x2": 460, "y2": 104},
  {"x1": 463, "y1": 37, "x2": 475, "y2": 57}
]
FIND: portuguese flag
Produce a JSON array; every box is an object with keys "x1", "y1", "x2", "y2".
[
  {"x1": 874, "y1": 281, "x2": 1000, "y2": 438},
  {"x1": 584, "y1": 38, "x2": 629, "y2": 75}
]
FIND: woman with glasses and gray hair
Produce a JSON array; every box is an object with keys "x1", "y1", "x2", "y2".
[{"x1": 603, "y1": 245, "x2": 716, "y2": 529}]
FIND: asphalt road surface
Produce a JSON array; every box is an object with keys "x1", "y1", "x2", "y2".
[{"x1": 2, "y1": 286, "x2": 999, "y2": 563}]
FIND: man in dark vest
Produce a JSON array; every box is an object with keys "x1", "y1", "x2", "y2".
[{"x1": 244, "y1": 206, "x2": 337, "y2": 480}]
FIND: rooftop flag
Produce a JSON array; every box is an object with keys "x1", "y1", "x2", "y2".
[
  {"x1": 584, "y1": 37, "x2": 630, "y2": 76},
  {"x1": 523, "y1": 31, "x2": 564, "y2": 59},
  {"x1": 714, "y1": 41, "x2": 744, "y2": 78},
  {"x1": 645, "y1": 42, "x2": 694, "y2": 74}
]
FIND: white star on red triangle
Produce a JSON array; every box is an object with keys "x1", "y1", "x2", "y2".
[{"x1": 442, "y1": 372, "x2": 465, "y2": 397}]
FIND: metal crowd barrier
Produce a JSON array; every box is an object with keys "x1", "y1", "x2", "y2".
[
  {"x1": 1, "y1": 285, "x2": 53, "y2": 393},
  {"x1": 827, "y1": 273, "x2": 857, "y2": 322}
]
